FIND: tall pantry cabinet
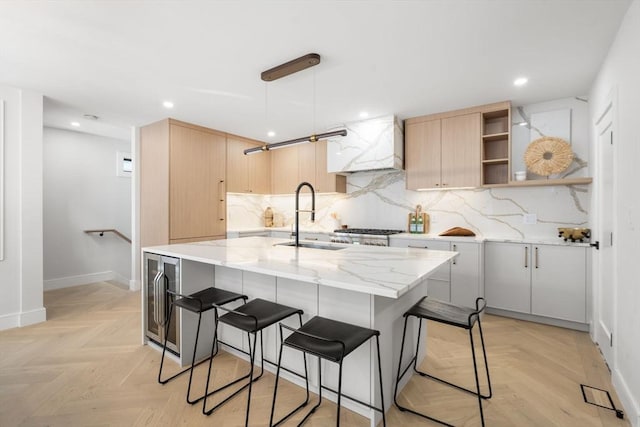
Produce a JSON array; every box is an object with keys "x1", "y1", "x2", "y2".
[{"x1": 141, "y1": 119, "x2": 227, "y2": 247}]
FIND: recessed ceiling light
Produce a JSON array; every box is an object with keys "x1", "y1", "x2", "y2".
[
  {"x1": 359, "y1": 111, "x2": 369, "y2": 119},
  {"x1": 514, "y1": 77, "x2": 528, "y2": 86},
  {"x1": 267, "y1": 131, "x2": 276, "y2": 138},
  {"x1": 518, "y1": 121, "x2": 528, "y2": 126},
  {"x1": 70, "y1": 121, "x2": 80, "y2": 127},
  {"x1": 163, "y1": 101, "x2": 174, "y2": 109}
]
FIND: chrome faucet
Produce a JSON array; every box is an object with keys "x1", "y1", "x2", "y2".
[{"x1": 294, "y1": 182, "x2": 315, "y2": 247}]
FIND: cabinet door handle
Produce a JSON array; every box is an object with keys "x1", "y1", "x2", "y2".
[
  {"x1": 408, "y1": 245, "x2": 428, "y2": 249},
  {"x1": 535, "y1": 247, "x2": 539, "y2": 269},
  {"x1": 158, "y1": 273, "x2": 166, "y2": 326},
  {"x1": 435, "y1": 183, "x2": 440, "y2": 187},
  {"x1": 524, "y1": 246, "x2": 529, "y2": 269},
  {"x1": 219, "y1": 180, "x2": 226, "y2": 221},
  {"x1": 153, "y1": 271, "x2": 162, "y2": 324},
  {"x1": 452, "y1": 244, "x2": 457, "y2": 265}
]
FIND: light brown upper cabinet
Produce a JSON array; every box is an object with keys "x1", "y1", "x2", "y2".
[
  {"x1": 226, "y1": 136, "x2": 271, "y2": 194},
  {"x1": 405, "y1": 119, "x2": 441, "y2": 190},
  {"x1": 405, "y1": 101, "x2": 509, "y2": 190},
  {"x1": 271, "y1": 145, "x2": 300, "y2": 194},
  {"x1": 271, "y1": 141, "x2": 346, "y2": 194},
  {"x1": 140, "y1": 119, "x2": 227, "y2": 246},
  {"x1": 405, "y1": 113, "x2": 480, "y2": 189},
  {"x1": 441, "y1": 113, "x2": 481, "y2": 188}
]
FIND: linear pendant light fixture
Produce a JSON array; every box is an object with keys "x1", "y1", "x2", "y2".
[
  {"x1": 244, "y1": 129, "x2": 347, "y2": 155},
  {"x1": 245, "y1": 53, "x2": 347, "y2": 155},
  {"x1": 261, "y1": 53, "x2": 321, "y2": 82}
]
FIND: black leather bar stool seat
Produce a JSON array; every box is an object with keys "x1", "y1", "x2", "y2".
[
  {"x1": 394, "y1": 296, "x2": 492, "y2": 427},
  {"x1": 270, "y1": 316, "x2": 386, "y2": 427},
  {"x1": 202, "y1": 298, "x2": 304, "y2": 427},
  {"x1": 158, "y1": 287, "x2": 247, "y2": 405}
]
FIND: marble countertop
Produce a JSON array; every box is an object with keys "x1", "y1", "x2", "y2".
[
  {"x1": 143, "y1": 237, "x2": 457, "y2": 299},
  {"x1": 227, "y1": 227, "x2": 592, "y2": 247}
]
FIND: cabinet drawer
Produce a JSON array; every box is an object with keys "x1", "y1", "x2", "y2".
[{"x1": 403, "y1": 240, "x2": 451, "y2": 281}]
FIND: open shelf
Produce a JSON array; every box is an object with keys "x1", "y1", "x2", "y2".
[
  {"x1": 481, "y1": 108, "x2": 510, "y2": 185},
  {"x1": 482, "y1": 177, "x2": 593, "y2": 188},
  {"x1": 482, "y1": 158, "x2": 509, "y2": 165},
  {"x1": 482, "y1": 132, "x2": 510, "y2": 142}
]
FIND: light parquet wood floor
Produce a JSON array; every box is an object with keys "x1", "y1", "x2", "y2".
[{"x1": 0, "y1": 282, "x2": 629, "y2": 426}]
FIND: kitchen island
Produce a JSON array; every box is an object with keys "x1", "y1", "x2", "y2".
[{"x1": 143, "y1": 236, "x2": 456, "y2": 426}]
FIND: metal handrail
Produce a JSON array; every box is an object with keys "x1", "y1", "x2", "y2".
[{"x1": 84, "y1": 228, "x2": 131, "y2": 243}]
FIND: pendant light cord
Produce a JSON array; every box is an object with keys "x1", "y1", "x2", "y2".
[{"x1": 313, "y1": 68, "x2": 317, "y2": 136}]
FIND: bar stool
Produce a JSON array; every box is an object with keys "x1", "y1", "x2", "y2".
[
  {"x1": 269, "y1": 316, "x2": 386, "y2": 427},
  {"x1": 202, "y1": 298, "x2": 304, "y2": 426},
  {"x1": 158, "y1": 287, "x2": 248, "y2": 404},
  {"x1": 394, "y1": 296, "x2": 492, "y2": 427}
]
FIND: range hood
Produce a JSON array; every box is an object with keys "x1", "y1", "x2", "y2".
[{"x1": 326, "y1": 115, "x2": 404, "y2": 173}]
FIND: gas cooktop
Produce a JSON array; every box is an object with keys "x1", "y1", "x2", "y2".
[{"x1": 333, "y1": 228, "x2": 404, "y2": 236}]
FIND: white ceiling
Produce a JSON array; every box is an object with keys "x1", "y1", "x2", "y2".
[{"x1": 0, "y1": 0, "x2": 631, "y2": 142}]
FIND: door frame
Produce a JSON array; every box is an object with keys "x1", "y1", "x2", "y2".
[{"x1": 592, "y1": 88, "x2": 617, "y2": 369}]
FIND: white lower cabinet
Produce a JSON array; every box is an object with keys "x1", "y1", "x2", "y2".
[
  {"x1": 531, "y1": 245, "x2": 586, "y2": 323},
  {"x1": 450, "y1": 242, "x2": 482, "y2": 308},
  {"x1": 485, "y1": 242, "x2": 587, "y2": 324},
  {"x1": 390, "y1": 238, "x2": 483, "y2": 308},
  {"x1": 484, "y1": 242, "x2": 531, "y2": 313}
]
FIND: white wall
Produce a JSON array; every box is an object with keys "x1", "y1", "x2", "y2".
[
  {"x1": 589, "y1": 0, "x2": 640, "y2": 424},
  {"x1": 0, "y1": 85, "x2": 46, "y2": 330},
  {"x1": 43, "y1": 128, "x2": 131, "y2": 289}
]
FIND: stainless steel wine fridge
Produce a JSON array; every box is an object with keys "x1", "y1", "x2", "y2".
[{"x1": 144, "y1": 253, "x2": 180, "y2": 354}]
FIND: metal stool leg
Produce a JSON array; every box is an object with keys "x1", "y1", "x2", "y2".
[
  {"x1": 158, "y1": 302, "x2": 207, "y2": 386},
  {"x1": 157, "y1": 301, "x2": 175, "y2": 384},
  {"x1": 394, "y1": 311, "x2": 493, "y2": 427},
  {"x1": 477, "y1": 318, "x2": 493, "y2": 398},
  {"x1": 270, "y1": 314, "x2": 310, "y2": 427},
  {"x1": 469, "y1": 317, "x2": 492, "y2": 426},
  {"x1": 336, "y1": 361, "x2": 343, "y2": 427},
  {"x1": 301, "y1": 359, "x2": 323, "y2": 425},
  {"x1": 244, "y1": 331, "x2": 258, "y2": 426},
  {"x1": 375, "y1": 335, "x2": 387, "y2": 427},
  {"x1": 185, "y1": 311, "x2": 203, "y2": 404}
]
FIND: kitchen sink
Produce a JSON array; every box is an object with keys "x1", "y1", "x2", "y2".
[{"x1": 274, "y1": 242, "x2": 346, "y2": 251}]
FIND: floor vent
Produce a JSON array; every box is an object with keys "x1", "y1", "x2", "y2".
[{"x1": 580, "y1": 384, "x2": 624, "y2": 419}]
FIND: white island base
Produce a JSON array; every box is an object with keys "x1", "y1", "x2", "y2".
[
  {"x1": 182, "y1": 262, "x2": 426, "y2": 426},
  {"x1": 144, "y1": 238, "x2": 455, "y2": 426}
]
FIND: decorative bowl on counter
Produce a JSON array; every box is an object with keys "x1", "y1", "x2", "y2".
[{"x1": 558, "y1": 227, "x2": 591, "y2": 242}]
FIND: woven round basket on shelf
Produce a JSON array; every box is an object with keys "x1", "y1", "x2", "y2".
[{"x1": 524, "y1": 136, "x2": 574, "y2": 176}]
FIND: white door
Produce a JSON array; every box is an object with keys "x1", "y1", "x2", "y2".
[{"x1": 595, "y1": 105, "x2": 615, "y2": 367}]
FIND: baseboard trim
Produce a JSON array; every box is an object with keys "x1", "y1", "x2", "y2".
[
  {"x1": 612, "y1": 368, "x2": 640, "y2": 426},
  {"x1": 20, "y1": 307, "x2": 47, "y2": 327},
  {"x1": 0, "y1": 312, "x2": 19, "y2": 331},
  {"x1": 486, "y1": 307, "x2": 589, "y2": 332},
  {"x1": 44, "y1": 271, "x2": 130, "y2": 291},
  {"x1": 0, "y1": 307, "x2": 47, "y2": 331},
  {"x1": 129, "y1": 279, "x2": 141, "y2": 291}
]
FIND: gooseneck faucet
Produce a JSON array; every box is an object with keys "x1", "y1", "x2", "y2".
[{"x1": 294, "y1": 182, "x2": 315, "y2": 247}]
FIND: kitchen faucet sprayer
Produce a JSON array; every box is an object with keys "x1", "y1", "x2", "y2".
[{"x1": 294, "y1": 182, "x2": 316, "y2": 247}]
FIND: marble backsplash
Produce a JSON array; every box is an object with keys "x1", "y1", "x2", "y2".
[
  {"x1": 227, "y1": 169, "x2": 590, "y2": 240},
  {"x1": 228, "y1": 96, "x2": 591, "y2": 240}
]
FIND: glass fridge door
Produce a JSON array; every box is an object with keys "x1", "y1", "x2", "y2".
[
  {"x1": 162, "y1": 257, "x2": 180, "y2": 352},
  {"x1": 145, "y1": 254, "x2": 161, "y2": 343}
]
